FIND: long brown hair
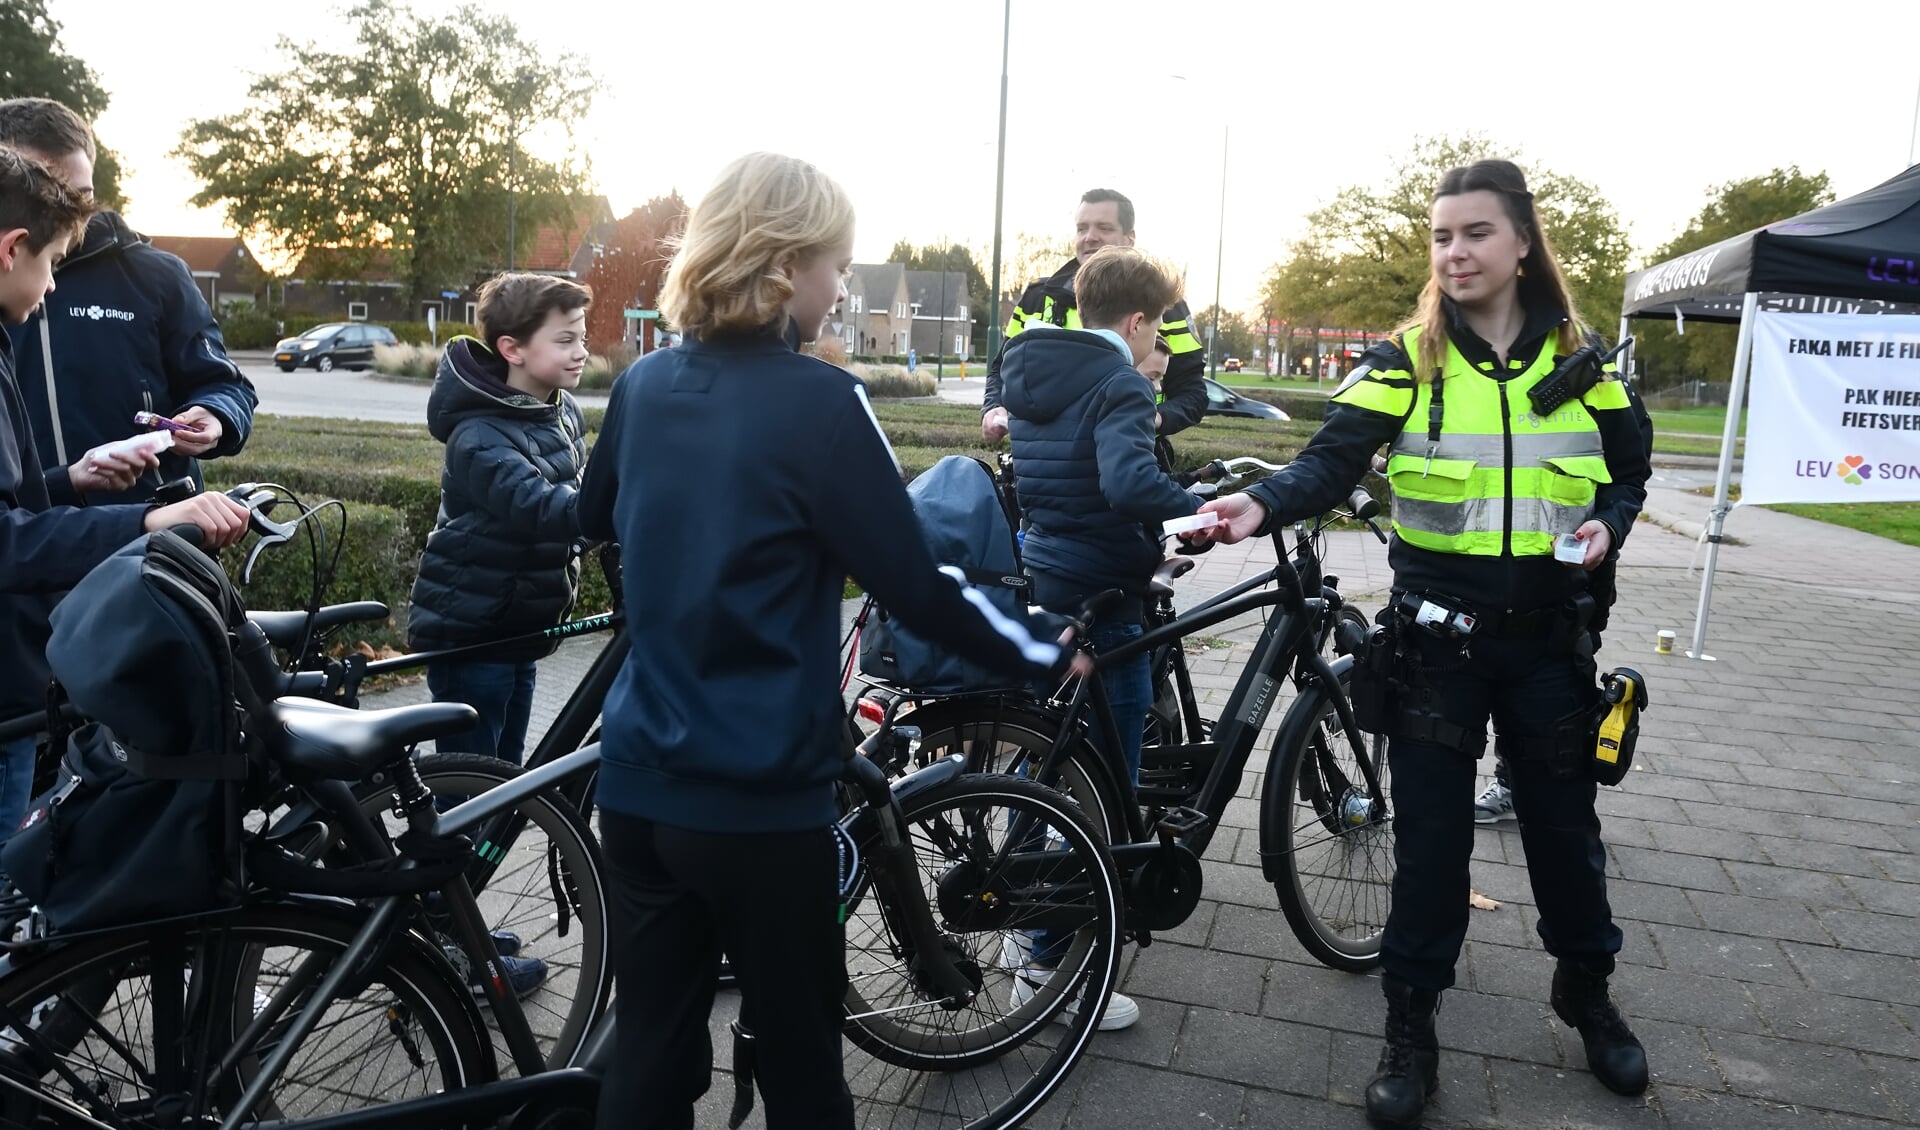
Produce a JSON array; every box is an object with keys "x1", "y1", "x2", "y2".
[{"x1": 1399, "y1": 160, "x2": 1583, "y2": 381}]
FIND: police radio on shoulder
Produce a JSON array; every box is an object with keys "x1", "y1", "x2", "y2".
[{"x1": 1527, "y1": 336, "x2": 1633, "y2": 417}]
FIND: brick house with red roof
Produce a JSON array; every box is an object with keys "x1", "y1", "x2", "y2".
[
  {"x1": 278, "y1": 196, "x2": 616, "y2": 323},
  {"x1": 146, "y1": 235, "x2": 260, "y2": 307}
]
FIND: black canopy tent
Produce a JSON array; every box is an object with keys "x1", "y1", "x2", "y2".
[{"x1": 1618, "y1": 164, "x2": 1920, "y2": 658}]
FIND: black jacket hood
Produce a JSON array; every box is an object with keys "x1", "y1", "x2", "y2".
[
  {"x1": 58, "y1": 211, "x2": 143, "y2": 271},
  {"x1": 426, "y1": 337, "x2": 561, "y2": 443},
  {"x1": 999, "y1": 325, "x2": 1134, "y2": 424}
]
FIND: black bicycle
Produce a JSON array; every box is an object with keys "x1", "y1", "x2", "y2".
[
  {"x1": 862, "y1": 457, "x2": 1397, "y2": 972},
  {"x1": 0, "y1": 685, "x2": 1122, "y2": 1129}
]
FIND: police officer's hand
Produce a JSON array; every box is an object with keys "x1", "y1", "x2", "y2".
[
  {"x1": 144, "y1": 492, "x2": 251, "y2": 548},
  {"x1": 981, "y1": 406, "x2": 1010, "y2": 443},
  {"x1": 1191, "y1": 493, "x2": 1268, "y2": 546},
  {"x1": 169, "y1": 407, "x2": 225, "y2": 456},
  {"x1": 1574, "y1": 520, "x2": 1613, "y2": 570}
]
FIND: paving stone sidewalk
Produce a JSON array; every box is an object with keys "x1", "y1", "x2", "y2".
[{"x1": 369, "y1": 490, "x2": 1920, "y2": 1128}]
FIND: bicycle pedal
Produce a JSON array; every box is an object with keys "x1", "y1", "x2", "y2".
[{"x1": 1151, "y1": 806, "x2": 1210, "y2": 837}]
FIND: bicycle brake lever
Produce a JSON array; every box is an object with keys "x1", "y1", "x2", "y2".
[{"x1": 241, "y1": 530, "x2": 294, "y2": 585}]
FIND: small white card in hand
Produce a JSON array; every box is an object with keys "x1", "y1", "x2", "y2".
[
  {"x1": 90, "y1": 431, "x2": 174, "y2": 466},
  {"x1": 1553, "y1": 532, "x2": 1586, "y2": 564},
  {"x1": 1161, "y1": 512, "x2": 1220, "y2": 538}
]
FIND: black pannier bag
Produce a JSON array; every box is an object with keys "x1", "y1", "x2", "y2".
[
  {"x1": 4, "y1": 531, "x2": 256, "y2": 932},
  {"x1": 858, "y1": 456, "x2": 1033, "y2": 693}
]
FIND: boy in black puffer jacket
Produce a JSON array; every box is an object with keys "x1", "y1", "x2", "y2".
[
  {"x1": 1000, "y1": 247, "x2": 1197, "y2": 1033},
  {"x1": 409, "y1": 274, "x2": 590, "y2": 777}
]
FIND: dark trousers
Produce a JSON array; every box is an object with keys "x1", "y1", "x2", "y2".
[
  {"x1": 426, "y1": 660, "x2": 537, "y2": 765},
  {"x1": 597, "y1": 810, "x2": 854, "y2": 1130},
  {"x1": 1382, "y1": 634, "x2": 1623, "y2": 992}
]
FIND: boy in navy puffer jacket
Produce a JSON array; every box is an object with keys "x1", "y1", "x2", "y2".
[{"x1": 409, "y1": 274, "x2": 590, "y2": 770}]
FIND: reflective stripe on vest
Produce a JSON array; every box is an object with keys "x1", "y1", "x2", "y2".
[
  {"x1": 1385, "y1": 327, "x2": 1613, "y2": 557},
  {"x1": 1005, "y1": 295, "x2": 1205, "y2": 358}
]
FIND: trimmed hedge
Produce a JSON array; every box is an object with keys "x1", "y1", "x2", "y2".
[
  {"x1": 224, "y1": 403, "x2": 1362, "y2": 645},
  {"x1": 220, "y1": 501, "x2": 414, "y2": 650},
  {"x1": 213, "y1": 305, "x2": 288, "y2": 350},
  {"x1": 1232, "y1": 386, "x2": 1331, "y2": 421}
]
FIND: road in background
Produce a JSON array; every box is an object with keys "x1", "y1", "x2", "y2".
[{"x1": 239, "y1": 357, "x2": 608, "y2": 423}]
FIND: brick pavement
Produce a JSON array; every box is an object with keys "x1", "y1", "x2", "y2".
[{"x1": 368, "y1": 488, "x2": 1920, "y2": 1128}]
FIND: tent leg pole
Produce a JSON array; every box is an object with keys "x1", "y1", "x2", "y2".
[{"x1": 1688, "y1": 291, "x2": 1760, "y2": 662}]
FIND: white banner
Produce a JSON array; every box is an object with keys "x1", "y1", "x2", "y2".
[{"x1": 1740, "y1": 310, "x2": 1920, "y2": 504}]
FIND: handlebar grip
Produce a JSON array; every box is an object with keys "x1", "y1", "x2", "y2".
[
  {"x1": 1347, "y1": 488, "x2": 1381, "y2": 522},
  {"x1": 233, "y1": 620, "x2": 286, "y2": 701},
  {"x1": 168, "y1": 524, "x2": 207, "y2": 549}
]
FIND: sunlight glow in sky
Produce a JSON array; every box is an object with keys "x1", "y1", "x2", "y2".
[{"x1": 54, "y1": 0, "x2": 1920, "y2": 314}]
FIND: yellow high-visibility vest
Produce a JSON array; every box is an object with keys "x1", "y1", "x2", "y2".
[{"x1": 1334, "y1": 328, "x2": 1630, "y2": 557}]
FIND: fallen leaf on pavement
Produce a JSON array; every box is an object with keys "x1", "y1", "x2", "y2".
[{"x1": 1469, "y1": 890, "x2": 1500, "y2": 911}]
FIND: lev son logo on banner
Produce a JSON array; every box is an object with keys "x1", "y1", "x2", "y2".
[
  {"x1": 1789, "y1": 454, "x2": 1920, "y2": 483},
  {"x1": 1746, "y1": 311, "x2": 1920, "y2": 505}
]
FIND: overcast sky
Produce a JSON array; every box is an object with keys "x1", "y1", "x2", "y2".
[{"x1": 51, "y1": 0, "x2": 1920, "y2": 314}]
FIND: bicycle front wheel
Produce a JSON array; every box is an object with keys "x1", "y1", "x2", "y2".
[
  {"x1": 0, "y1": 905, "x2": 490, "y2": 1127},
  {"x1": 1266, "y1": 663, "x2": 1395, "y2": 972},
  {"x1": 842, "y1": 774, "x2": 1123, "y2": 1130}
]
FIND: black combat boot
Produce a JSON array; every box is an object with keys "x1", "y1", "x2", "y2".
[
  {"x1": 1551, "y1": 958, "x2": 1649, "y2": 1096},
  {"x1": 1365, "y1": 975, "x2": 1441, "y2": 1129}
]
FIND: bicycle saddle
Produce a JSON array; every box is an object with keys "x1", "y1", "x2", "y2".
[
  {"x1": 248, "y1": 602, "x2": 391, "y2": 650},
  {"x1": 1150, "y1": 556, "x2": 1197, "y2": 598},
  {"x1": 265, "y1": 697, "x2": 475, "y2": 781}
]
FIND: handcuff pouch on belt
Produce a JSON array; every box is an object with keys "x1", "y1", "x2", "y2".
[
  {"x1": 1346, "y1": 593, "x2": 1485, "y2": 756},
  {"x1": 1346, "y1": 608, "x2": 1402, "y2": 736}
]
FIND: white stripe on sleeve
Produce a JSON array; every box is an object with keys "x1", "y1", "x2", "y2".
[
  {"x1": 937, "y1": 565, "x2": 1061, "y2": 667},
  {"x1": 852, "y1": 384, "x2": 901, "y2": 473}
]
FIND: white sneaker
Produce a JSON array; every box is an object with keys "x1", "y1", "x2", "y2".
[
  {"x1": 1005, "y1": 959, "x2": 1139, "y2": 1031},
  {"x1": 1473, "y1": 780, "x2": 1516, "y2": 824}
]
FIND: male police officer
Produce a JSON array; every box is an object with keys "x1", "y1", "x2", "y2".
[{"x1": 982, "y1": 189, "x2": 1206, "y2": 442}]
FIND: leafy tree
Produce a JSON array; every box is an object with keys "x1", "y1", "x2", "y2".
[
  {"x1": 176, "y1": 0, "x2": 597, "y2": 304},
  {"x1": 888, "y1": 239, "x2": 990, "y2": 341},
  {"x1": 1191, "y1": 304, "x2": 1259, "y2": 364},
  {"x1": 1630, "y1": 167, "x2": 1834, "y2": 391},
  {"x1": 0, "y1": 0, "x2": 126, "y2": 207},
  {"x1": 1260, "y1": 134, "x2": 1630, "y2": 345},
  {"x1": 584, "y1": 192, "x2": 687, "y2": 355},
  {"x1": 995, "y1": 232, "x2": 1076, "y2": 301}
]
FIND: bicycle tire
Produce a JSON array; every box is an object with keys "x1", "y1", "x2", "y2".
[
  {"x1": 1265, "y1": 662, "x2": 1394, "y2": 972},
  {"x1": 0, "y1": 904, "x2": 490, "y2": 1127},
  {"x1": 899, "y1": 700, "x2": 1124, "y2": 846},
  {"x1": 841, "y1": 773, "x2": 1122, "y2": 1130},
  {"x1": 354, "y1": 752, "x2": 611, "y2": 1072}
]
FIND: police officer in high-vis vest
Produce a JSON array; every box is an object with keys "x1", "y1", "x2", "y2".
[
  {"x1": 1193, "y1": 160, "x2": 1652, "y2": 1130},
  {"x1": 982, "y1": 188, "x2": 1208, "y2": 442}
]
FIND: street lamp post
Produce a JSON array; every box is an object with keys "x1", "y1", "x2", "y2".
[
  {"x1": 987, "y1": 0, "x2": 1011, "y2": 364},
  {"x1": 937, "y1": 248, "x2": 950, "y2": 382},
  {"x1": 506, "y1": 69, "x2": 533, "y2": 272},
  {"x1": 1208, "y1": 124, "x2": 1228, "y2": 378}
]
